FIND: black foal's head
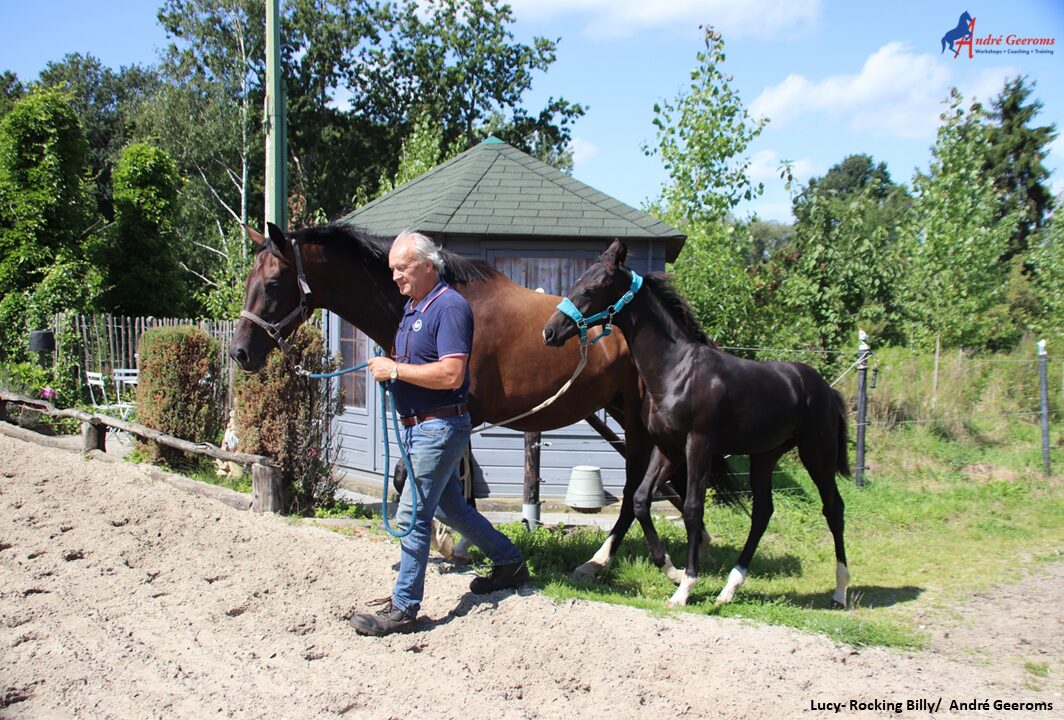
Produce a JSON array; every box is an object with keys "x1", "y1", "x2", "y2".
[{"x1": 542, "y1": 239, "x2": 631, "y2": 347}]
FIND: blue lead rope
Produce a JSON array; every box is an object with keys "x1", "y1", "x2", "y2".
[{"x1": 303, "y1": 350, "x2": 417, "y2": 538}]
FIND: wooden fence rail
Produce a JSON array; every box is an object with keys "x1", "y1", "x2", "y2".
[{"x1": 0, "y1": 389, "x2": 282, "y2": 513}]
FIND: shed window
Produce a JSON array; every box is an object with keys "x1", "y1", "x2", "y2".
[
  {"x1": 339, "y1": 322, "x2": 367, "y2": 409},
  {"x1": 492, "y1": 256, "x2": 595, "y2": 296}
]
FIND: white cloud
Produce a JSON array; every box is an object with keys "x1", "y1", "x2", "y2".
[
  {"x1": 748, "y1": 149, "x2": 816, "y2": 184},
  {"x1": 506, "y1": 0, "x2": 822, "y2": 40},
  {"x1": 750, "y1": 42, "x2": 1015, "y2": 141},
  {"x1": 751, "y1": 43, "x2": 947, "y2": 138},
  {"x1": 569, "y1": 137, "x2": 600, "y2": 166}
]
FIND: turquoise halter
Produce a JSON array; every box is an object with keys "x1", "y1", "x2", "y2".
[{"x1": 556, "y1": 270, "x2": 643, "y2": 345}]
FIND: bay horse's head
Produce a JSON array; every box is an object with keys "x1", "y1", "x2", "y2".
[
  {"x1": 542, "y1": 238, "x2": 639, "y2": 348},
  {"x1": 229, "y1": 223, "x2": 309, "y2": 372}
]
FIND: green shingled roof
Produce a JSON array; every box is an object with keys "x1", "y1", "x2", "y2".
[{"x1": 341, "y1": 137, "x2": 686, "y2": 261}]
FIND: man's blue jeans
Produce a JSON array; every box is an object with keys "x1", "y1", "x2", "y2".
[{"x1": 392, "y1": 413, "x2": 523, "y2": 616}]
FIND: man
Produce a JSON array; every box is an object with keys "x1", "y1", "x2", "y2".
[{"x1": 350, "y1": 231, "x2": 529, "y2": 636}]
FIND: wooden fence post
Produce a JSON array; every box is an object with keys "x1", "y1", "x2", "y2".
[
  {"x1": 251, "y1": 463, "x2": 283, "y2": 513},
  {"x1": 523, "y1": 431, "x2": 541, "y2": 528},
  {"x1": 82, "y1": 419, "x2": 106, "y2": 454}
]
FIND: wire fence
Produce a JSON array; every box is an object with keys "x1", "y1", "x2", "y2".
[{"x1": 529, "y1": 339, "x2": 1061, "y2": 486}]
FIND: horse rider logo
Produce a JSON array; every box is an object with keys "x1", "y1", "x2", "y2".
[
  {"x1": 942, "y1": 11, "x2": 976, "y2": 58},
  {"x1": 413, "y1": 319, "x2": 423, "y2": 332}
]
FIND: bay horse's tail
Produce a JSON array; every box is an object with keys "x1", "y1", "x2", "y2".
[{"x1": 833, "y1": 389, "x2": 851, "y2": 477}]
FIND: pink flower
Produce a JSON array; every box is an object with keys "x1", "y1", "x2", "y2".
[{"x1": 40, "y1": 386, "x2": 56, "y2": 400}]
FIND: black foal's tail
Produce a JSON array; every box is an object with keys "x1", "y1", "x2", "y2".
[
  {"x1": 709, "y1": 454, "x2": 748, "y2": 509},
  {"x1": 833, "y1": 389, "x2": 851, "y2": 477},
  {"x1": 665, "y1": 456, "x2": 747, "y2": 510}
]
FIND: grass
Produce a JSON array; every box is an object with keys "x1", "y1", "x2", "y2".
[{"x1": 449, "y1": 415, "x2": 1063, "y2": 651}]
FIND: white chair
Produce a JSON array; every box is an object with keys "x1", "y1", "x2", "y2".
[
  {"x1": 85, "y1": 370, "x2": 134, "y2": 444},
  {"x1": 85, "y1": 371, "x2": 115, "y2": 410},
  {"x1": 112, "y1": 368, "x2": 138, "y2": 417}
]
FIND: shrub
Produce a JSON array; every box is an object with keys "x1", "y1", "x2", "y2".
[
  {"x1": 233, "y1": 323, "x2": 342, "y2": 514},
  {"x1": 137, "y1": 325, "x2": 224, "y2": 467}
]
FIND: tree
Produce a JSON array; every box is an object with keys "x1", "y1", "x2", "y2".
[
  {"x1": 284, "y1": 0, "x2": 391, "y2": 217},
  {"x1": 92, "y1": 143, "x2": 187, "y2": 316},
  {"x1": 374, "y1": 108, "x2": 464, "y2": 197},
  {"x1": 792, "y1": 154, "x2": 894, "y2": 225},
  {"x1": 1025, "y1": 209, "x2": 1064, "y2": 342},
  {"x1": 754, "y1": 153, "x2": 911, "y2": 352},
  {"x1": 0, "y1": 90, "x2": 99, "y2": 360},
  {"x1": 143, "y1": 0, "x2": 265, "y2": 316},
  {"x1": 900, "y1": 89, "x2": 1018, "y2": 351},
  {"x1": 0, "y1": 70, "x2": 25, "y2": 119},
  {"x1": 644, "y1": 27, "x2": 765, "y2": 345},
  {"x1": 984, "y1": 76, "x2": 1057, "y2": 262},
  {"x1": 367, "y1": 0, "x2": 584, "y2": 173},
  {"x1": 767, "y1": 180, "x2": 910, "y2": 353},
  {"x1": 38, "y1": 53, "x2": 161, "y2": 219}
]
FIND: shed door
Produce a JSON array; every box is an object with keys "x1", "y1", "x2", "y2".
[{"x1": 336, "y1": 321, "x2": 380, "y2": 473}]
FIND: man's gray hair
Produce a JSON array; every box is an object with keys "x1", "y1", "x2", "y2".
[{"x1": 397, "y1": 230, "x2": 445, "y2": 273}]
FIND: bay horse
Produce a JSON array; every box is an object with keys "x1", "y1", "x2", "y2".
[
  {"x1": 229, "y1": 222, "x2": 741, "y2": 580},
  {"x1": 542, "y1": 239, "x2": 851, "y2": 608}
]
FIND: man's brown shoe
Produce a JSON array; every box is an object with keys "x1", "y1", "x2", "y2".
[{"x1": 348, "y1": 600, "x2": 416, "y2": 636}]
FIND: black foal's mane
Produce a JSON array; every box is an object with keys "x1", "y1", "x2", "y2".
[
  {"x1": 641, "y1": 272, "x2": 712, "y2": 346},
  {"x1": 289, "y1": 223, "x2": 500, "y2": 285}
]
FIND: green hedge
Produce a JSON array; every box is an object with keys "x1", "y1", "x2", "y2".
[
  {"x1": 233, "y1": 324, "x2": 341, "y2": 513},
  {"x1": 137, "y1": 326, "x2": 224, "y2": 467}
]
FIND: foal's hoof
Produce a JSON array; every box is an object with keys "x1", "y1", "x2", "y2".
[
  {"x1": 830, "y1": 599, "x2": 848, "y2": 610},
  {"x1": 571, "y1": 562, "x2": 603, "y2": 582}
]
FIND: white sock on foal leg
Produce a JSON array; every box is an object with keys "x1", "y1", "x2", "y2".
[
  {"x1": 572, "y1": 535, "x2": 615, "y2": 580},
  {"x1": 715, "y1": 566, "x2": 747, "y2": 605},
  {"x1": 667, "y1": 574, "x2": 698, "y2": 607},
  {"x1": 833, "y1": 562, "x2": 850, "y2": 608}
]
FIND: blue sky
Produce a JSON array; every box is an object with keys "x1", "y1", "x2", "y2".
[{"x1": 3, "y1": 0, "x2": 1062, "y2": 222}]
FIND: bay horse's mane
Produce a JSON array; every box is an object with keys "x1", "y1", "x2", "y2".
[
  {"x1": 284, "y1": 223, "x2": 501, "y2": 285},
  {"x1": 641, "y1": 271, "x2": 715, "y2": 347}
]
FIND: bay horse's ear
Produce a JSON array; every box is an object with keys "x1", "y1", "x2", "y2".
[
  {"x1": 603, "y1": 238, "x2": 628, "y2": 270},
  {"x1": 266, "y1": 221, "x2": 290, "y2": 260},
  {"x1": 243, "y1": 224, "x2": 267, "y2": 247}
]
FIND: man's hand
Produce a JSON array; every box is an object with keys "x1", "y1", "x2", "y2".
[
  {"x1": 367, "y1": 356, "x2": 398, "y2": 382},
  {"x1": 366, "y1": 356, "x2": 467, "y2": 390}
]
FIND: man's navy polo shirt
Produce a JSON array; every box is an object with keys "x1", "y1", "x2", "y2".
[{"x1": 391, "y1": 279, "x2": 473, "y2": 417}]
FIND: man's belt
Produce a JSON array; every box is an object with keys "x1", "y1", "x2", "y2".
[{"x1": 398, "y1": 404, "x2": 469, "y2": 427}]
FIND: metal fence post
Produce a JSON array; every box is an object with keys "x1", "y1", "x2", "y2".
[
  {"x1": 523, "y1": 431, "x2": 542, "y2": 529},
  {"x1": 1038, "y1": 339, "x2": 1051, "y2": 477},
  {"x1": 855, "y1": 330, "x2": 871, "y2": 488}
]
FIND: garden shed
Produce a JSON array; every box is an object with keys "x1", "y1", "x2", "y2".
[{"x1": 326, "y1": 137, "x2": 685, "y2": 499}]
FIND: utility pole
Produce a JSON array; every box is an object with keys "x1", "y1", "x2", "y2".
[{"x1": 264, "y1": 0, "x2": 287, "y2": 232}]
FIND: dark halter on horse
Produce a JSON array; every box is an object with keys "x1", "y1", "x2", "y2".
[{"x1": 239, "y1": 237, "x2": 315, "y2": 372}]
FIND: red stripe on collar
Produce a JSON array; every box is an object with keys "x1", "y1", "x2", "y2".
[{"x1": 421, "y1": 285, "x2": 450, "y2": 311}]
